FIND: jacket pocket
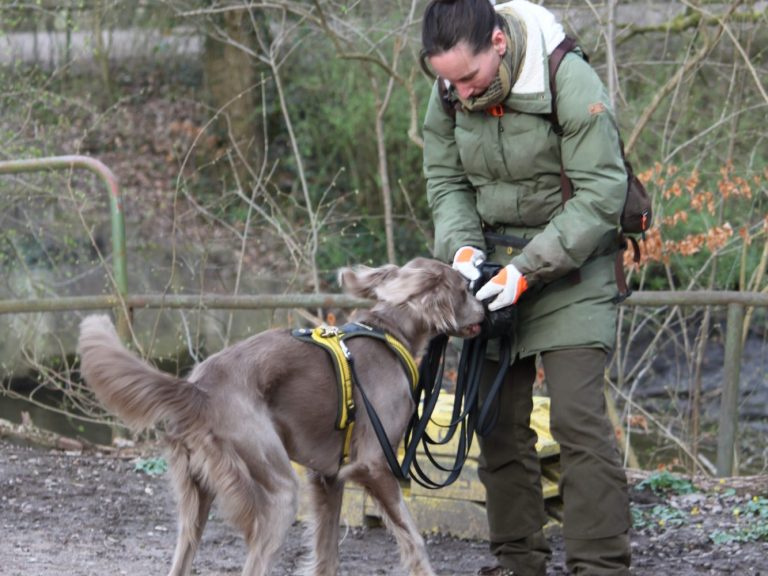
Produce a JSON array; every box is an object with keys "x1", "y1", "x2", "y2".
[
  {"x1": 476, "y1": 181, "x2": 526, "y2": 226},
  {"x1": 517, "y1": 179, "x2": 562, "y2": 227}
]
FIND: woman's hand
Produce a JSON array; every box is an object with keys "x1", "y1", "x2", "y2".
[
  {"x1": 452, "y1": 246, "x2": 486, "y2": 287},
  {"x1": 475, "y1": 263, "x2": 528, "y2": 310}
]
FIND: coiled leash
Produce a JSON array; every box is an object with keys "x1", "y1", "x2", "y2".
[
  {"x1": 359, "y1": 262, "x2": 516, "y2": 490},
  {"x1": 400, "y1": 281, "x2": 515, "y2": 490},
  {"x1": 342, "y1": 331, "x2": 501, "y2": 490}
]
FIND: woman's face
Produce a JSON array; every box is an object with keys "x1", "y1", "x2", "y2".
[{"x1": 428, "y1": 29, "x2": 506, "y2": 100}]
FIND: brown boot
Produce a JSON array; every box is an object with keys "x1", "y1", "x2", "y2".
[{"x1": 487, "y1": 529, "x2": 550, "y2": 576}]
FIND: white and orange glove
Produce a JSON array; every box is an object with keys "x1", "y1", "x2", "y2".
[
  {"x1": 474, "y1": 263, "x2": 528, "y2": 311},
  {"x1": 452, "y1": 246, "x2": 486, "y2": 288}
]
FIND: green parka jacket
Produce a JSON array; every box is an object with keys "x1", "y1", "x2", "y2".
[{"x1": 423, "y1": 8, "x2": 627, "y2": 358}]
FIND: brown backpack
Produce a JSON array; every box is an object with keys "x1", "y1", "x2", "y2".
[{"x1": 549, "y1": 37, "x2": 652, "y2": 300}]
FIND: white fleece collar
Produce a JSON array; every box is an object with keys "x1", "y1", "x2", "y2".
[{"x1": 496, "y1": 0, "x2": 565, "y2": 95}]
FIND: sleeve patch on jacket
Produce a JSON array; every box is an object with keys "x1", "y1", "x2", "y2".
[{"x1": 588, "y1": 102, "x2": 607, "y2": 116}]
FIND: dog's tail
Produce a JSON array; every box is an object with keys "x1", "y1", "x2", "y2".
[{"x1": 78, "y1": 314, "x2": 206, "y2": 431}]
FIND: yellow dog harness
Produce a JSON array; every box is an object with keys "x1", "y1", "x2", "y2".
[{"x1": 292, "y1": 322, "x2": 418, "y2": 463}]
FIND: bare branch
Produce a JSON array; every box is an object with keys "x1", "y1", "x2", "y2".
[{"x1": 625, "y1": 0, "x2": 744, "y2": 155}]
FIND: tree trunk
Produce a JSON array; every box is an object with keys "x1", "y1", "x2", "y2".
[
  {"x1": 606, "y1": 0, "x2": 618, "y2": 113},
  {"x1": 202, "y1": 10, "x2": 262, "y2": 183},
  {"x1": 374, "y1": 83, "x2": 397, "y2": 265},
  {"x1": 92, "y1": 0, "x2": 114, "y2": 105}
]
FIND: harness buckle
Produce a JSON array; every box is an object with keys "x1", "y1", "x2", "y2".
[{"x1": 319, "y1": 325, "x2": 340, "y2": 338}]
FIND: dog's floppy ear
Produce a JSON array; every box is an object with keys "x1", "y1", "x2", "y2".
[
  {"x1": 338, "y1": 264, "x2": 399, "y2": 299},
  {"x1": 376, "y1": 258, "x2": 459, "y2": 332},
  {"x1": 372, "y1": 262, "x2": 440, "y2": 306}
]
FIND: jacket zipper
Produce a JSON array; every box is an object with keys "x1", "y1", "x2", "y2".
[{"x1": 497, "y1": 117, "x2": 512, "y2": 176}]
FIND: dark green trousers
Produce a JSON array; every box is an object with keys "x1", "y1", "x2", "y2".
[{"x1": 477, "y1": 348, "x2": 631, "y2": 576}]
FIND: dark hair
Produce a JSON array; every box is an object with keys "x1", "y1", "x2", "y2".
[{"x1": 420, "y1": 0, "x2": 502, "y2": 77}]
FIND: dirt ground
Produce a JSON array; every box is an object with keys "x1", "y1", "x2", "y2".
[{"x1": 2, "y1": 438, "x2": 767, "y2": 575}]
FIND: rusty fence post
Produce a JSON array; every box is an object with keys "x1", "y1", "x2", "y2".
[
  {"x1": 0, "y1": 155, "x2": 130, "y2": 339},
  {"x1": 716, "y1": 303, "x2": 745, "y2": 477}
]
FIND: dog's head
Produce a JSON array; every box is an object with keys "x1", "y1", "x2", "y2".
[{"x1": 338, "y1": 257, "x2": 484, "y2": 339}]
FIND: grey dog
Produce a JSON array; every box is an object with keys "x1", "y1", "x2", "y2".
[{"x1": 78, "y1": 258, "x2": 485, "y2": 576}]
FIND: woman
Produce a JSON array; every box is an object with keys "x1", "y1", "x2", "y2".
[{"x1": 421, "y1": 1, "x2": 632, "y2": 575}]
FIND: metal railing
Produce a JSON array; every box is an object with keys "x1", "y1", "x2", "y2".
[
  {"x1": 0, "y1": 155, "x2": 130, "y2": 337},
  {"x1": 623, "y1": 294, "x2": 765, "y2": 478},
  {"x1": 1, "y1": 156, "x2": 765, "y2": 477}
]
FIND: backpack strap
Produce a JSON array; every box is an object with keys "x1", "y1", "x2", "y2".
[
  {"x1": 548, "y1": 37, "x2": 583, "y2": 285},
  {"x1": 548, "y1": 36, "x2": 579, "y2": 141},
  {"x1": 549, "y1": 37, "x2": 640, "y2": 299},
  {"x1": 548, "y1": 36, "x2": 580, "y2": 203}
]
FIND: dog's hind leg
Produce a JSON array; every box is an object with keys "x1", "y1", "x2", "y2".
[
  {"x1": 357, "y1": 467, "x2": 436, "y2": 576},
  {"x1": 239, "y1": 459, "x2": 298, "y2": 576},
  {"x1": 207, "y1": 426, "x2": 298, "y2": 576},
  {"x1": 298, "y1": 472, "x2": 345, "y2": 576},
  {"x1": 167, "y1": 446, "x2": 215, "y2": 576}
]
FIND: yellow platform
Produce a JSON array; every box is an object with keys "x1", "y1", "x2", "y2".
[
  {"x1": 295, "y1": 394, "x2": 560, "y2": 539},
  {"x1": 419, "y1": 393, "x2": 559, "y2": 459}
]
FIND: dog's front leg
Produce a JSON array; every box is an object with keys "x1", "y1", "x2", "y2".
[
  {"x1": 360, "y1": 468, "x2": 436, "y2": 576},
  {"x1": 299, "y1": 472, "x2": 345, "y2": 576}
]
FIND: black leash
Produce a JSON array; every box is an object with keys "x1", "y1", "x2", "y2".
[
  {"x1": 348, "y1": 312, "x2": 514, "y2": 489},
  {"x1": 406, "y1": 334, "x2": 477, "y2": 489},
  {"x1": 347, "y1": 350, "x2": 410, "y2": 481},
  {"x1": 346, "y1": 334, "x2": 465, "y2": 487},
  {"x1": 401, "y1": 330, "x2": 512, "y2": 489}
]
